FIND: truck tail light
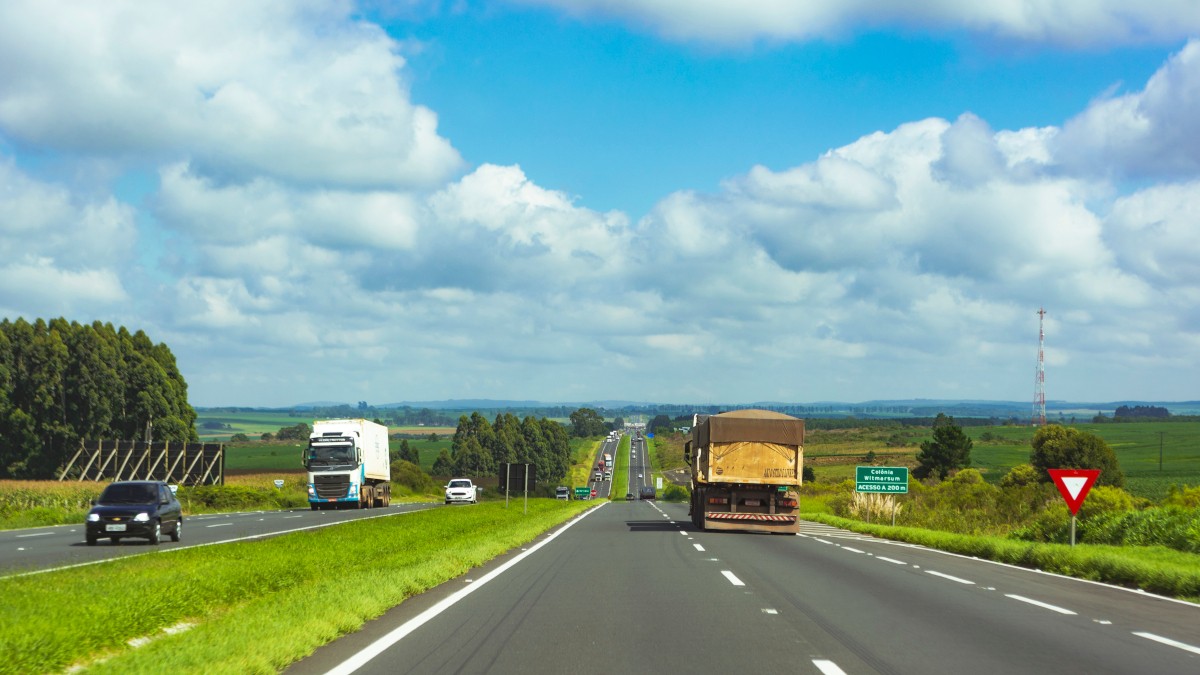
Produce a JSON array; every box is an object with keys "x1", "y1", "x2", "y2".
[
  {"x1": 708, "y1": 497, "x2": 729, "y2": 505},
  {"x1": 777, "y1": 498, "x2": 798, "y2": 509}
]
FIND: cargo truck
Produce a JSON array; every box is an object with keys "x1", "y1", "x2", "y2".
[
  {"x1": 684, "y1": 409, "x2": 803, "y2": 534},
  {"x1": 304, "y1": 419, "x2": 391, "y2": 510}
]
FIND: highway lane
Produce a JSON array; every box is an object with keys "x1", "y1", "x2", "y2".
[
  {"x1": 291, "y1": 498, "x2": 1200, "y2": 675},
  {"x1": 0, "y1": 502, "x2": 440, "y2": 578},
  {"x1": 588, "y1": 434, "x2": 620, "y2": 500}
]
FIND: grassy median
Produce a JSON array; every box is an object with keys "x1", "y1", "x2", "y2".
[{"x1": 0, "y1": 500, "x2": 595, "y2": 675}]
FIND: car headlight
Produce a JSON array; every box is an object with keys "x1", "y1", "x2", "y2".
[
  {"x1": 87, "y1": 513, "x2": 100, "y2": 522},
  {"x1": 307, "y1": 484, "x2": 316, "y2": 496},
  {"x1": 347, "y1": 483, "x2": 359, "y2": 497},
  {"x1": 134, "y1": 512, "x2": 151, "y2": 522}
]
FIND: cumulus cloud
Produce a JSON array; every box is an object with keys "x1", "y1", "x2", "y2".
[
  {"x1": 1054, "y1": 39, "x2": 1200, "y2": 178},
  {"x1": 513, "y1": 0, "x2": 1200, "y2": 46},
  {"x1": 0, "y1": 0, "x2": 462, "y2": 189}
]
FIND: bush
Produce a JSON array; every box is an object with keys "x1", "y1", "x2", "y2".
[
  {"x1": 391, "y1": 459, "x2": 436, "y2": 495},
  {"x1": 999, "y1": 463, "x2": 1040, "y2": 488},
  {"x1": 661, "y1": 484, "x2": 689, "y2": 502},
  {"x1": 1165, "y1": 484, "x2": 1200, "y2": 508}
]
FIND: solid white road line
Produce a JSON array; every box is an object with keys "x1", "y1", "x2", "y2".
[
  {"x1": 322, "y1": 504, "x2": 605, "y2": 675},
  {"x1": 812, "y1": 659, "x2": 848, "y2": 675},
  {"x1": 1133, "y1": 632, "x2": 1200, "y2": 656},
  {"x1": 1005, "y1": 594, "x2": 1077, "y2": 615},
  {"x1": 926, "y1": 570, "x2": 974, "y2": 585},
  {"x1": 721, "y1": 570, "x2": 745, "y2": 587}
]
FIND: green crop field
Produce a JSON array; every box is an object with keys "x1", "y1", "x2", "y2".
[{"x1": 195, "y1": 410, "x2": 313, "y2": 441}]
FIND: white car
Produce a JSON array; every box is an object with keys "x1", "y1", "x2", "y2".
[
  {"x1": 638, "y1": 473, "x2": 643, "y2": 479},
  {"x1": 445, "y1": 478, "x2": 477, "y2": 505}
]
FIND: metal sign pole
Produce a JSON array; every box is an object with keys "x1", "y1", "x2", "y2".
[
  {"x1": 524, "y1": 464, "x2": 529, "y2": 515},
  {"x1": 505, "y1": 462, "x2": 510, "y2": 509},
  {"x1": 1070, "y1": 515, "x2": 1076, "y2": 547}
]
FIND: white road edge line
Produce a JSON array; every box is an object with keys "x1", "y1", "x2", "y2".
[
  {"x1": 926, "y1": 570, "x2": 974, "y2": 585},
  {"x1": 1133, "y1": 632, "x2": 1200, "y2": 656},
  {"x1": 813, "y1": 659, "x2": 848, "y2": 675},
  {"x1": 1005, "y1": 594, "x2": 1076, "y2": 615},
  {"x1": 721, "y1": 570, "x2": 745, "y2": 587},
  {"x1": 322, "y1": 503, "x2": 606, "y2": 675}
]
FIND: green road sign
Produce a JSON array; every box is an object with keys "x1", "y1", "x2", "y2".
[
  {"x1": 574, "y1": 486, "x2": 590, "y2": 500},
  {"x1": 856, "y1": 466, "x2": 909, "y2": 493}
]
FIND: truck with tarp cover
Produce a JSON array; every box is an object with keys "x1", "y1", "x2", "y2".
[{"x1": 684, "y1": 409, "x2": 804, "y2": 534}]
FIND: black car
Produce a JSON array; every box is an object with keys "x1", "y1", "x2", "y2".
[
  {"x1": 638, "y1": 486, "x2": 656, "y2": 500},
  {"x1": 85, "y1": 480, "x2": 182, "y2": 545}
]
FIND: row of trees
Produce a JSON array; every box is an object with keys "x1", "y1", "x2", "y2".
[
  {"x1": 0, "y1": 318, "x2": 197, "y2": 479},
  {"x1": 914, "y1": 414, "x2": 1124, "y2": 487},
  {"x1": 431, "y1": 412, "x2": 571, "y2": 484}
]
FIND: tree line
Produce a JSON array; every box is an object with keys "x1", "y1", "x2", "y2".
[
  {"x1": 431, "y1": 412, "x2": 571, "y2": 484},
  {"x1": 0, "y1": 318, "x2": 198, "y2": 479}
]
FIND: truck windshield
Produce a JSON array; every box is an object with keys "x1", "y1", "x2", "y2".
[{"x1": 306, "y1": 443, "x2": 356, "y2": 469}]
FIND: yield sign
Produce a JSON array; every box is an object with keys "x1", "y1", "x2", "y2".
[{"x1": 1048, "y1": 468, "x2": 1101, "y2": 515}]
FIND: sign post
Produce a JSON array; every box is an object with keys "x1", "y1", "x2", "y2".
[
  {"x1": 1048, "y1": 468, "x2": 1100, "y2": 546},
  {"x1": 855, "y1": 466, "x2": 909, "y2": 526}
]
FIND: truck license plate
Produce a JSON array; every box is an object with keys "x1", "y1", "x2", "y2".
[
  {"x1": 744, "y1": 499, "x2": 761, "y2": 507},
  {"x1": 105, "y1": 524, "x2": 127, "y2": 532}
]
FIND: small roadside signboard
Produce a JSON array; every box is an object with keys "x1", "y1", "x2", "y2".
[
  {"x1": 855, "y1": 466, "x2": 909, "y2": 493},
  {"x1": 1048, "y1": 468, "x2": 1101, "y2": 546},
  {"x1": 1048, "y1": 468, "x2": 1101, "y2": 515},
  {"x1": 574, "y1": 486, "x2": 590, "y2": 500}
]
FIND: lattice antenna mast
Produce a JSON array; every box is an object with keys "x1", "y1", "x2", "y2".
[{"x1": 1033, "y1": 307, "x2": 1046, "y2": 427}]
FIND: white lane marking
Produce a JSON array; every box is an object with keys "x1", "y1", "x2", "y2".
[
  {"x1": 876, "y1": 556, "x2": 907, "y2": 565},
  {"x1": 1005, "y1": 594, "x2": 1076, "y2": 615},
  {"x1": 813, "y1": 659, "x2": 848, "y2": 675},
  {"x1": 762, "y1": 608, "x2": 778, "y2": 615},
  {"x1": 679, "y1": 531, "x2": 688, "y2": 536},
  {"x1": 721, "y1": 570, "x2": 745, "y2": 587},
  {"x1": 284, "y1": 515, "x2": 303, "y2": 519},
  {"x1": 693, "y1": 544, "x2": 705, "y2": 552},
  {"x1": 926, "y1": 570, "x2": 974, "y2": 585},
  {"x1": 16, "y1": 532, "x2": 54, "y2": 538},
  {"x1": 1133, "y1": 632, "x2": 1200, "y2": 655},
  {"x1": 814, "y1": 538, "x2": 834, "y2": 545},
  {"x1": 842, "y1": 546, "x2": 865, "y2": 554},
  {"x1": 322, "y1": 504, "x2": 605, "y2": 675},
  {"x1": 206, "y1": 523, "x2": 233, "y2": 528}
]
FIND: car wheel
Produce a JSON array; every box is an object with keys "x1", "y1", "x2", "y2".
[
  {"x1": 170, "y1": 519, "x2": 181, "y2": 542},
  {"x1": 148, "y1": 521, "x2": 161, "y2": 545},
  {"x1": 310, "y1": 503, "x2": 319, "y2": 511},
  {"x1": 86, "y1": 535, "x2": 97, "y2": 546}
]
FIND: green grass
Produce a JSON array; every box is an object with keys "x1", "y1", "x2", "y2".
[
  {"x1": 194, "y1": 411, "x2": 313, "y2": 442},
  {"x1": 804, "y1": 513, "x2": 1200, "y2": 602},
  {"x1": 0, "y1": 500, "x2": 594, "y2": 675},
  {"x1": 610, "y1": 434, "x2": 630, "y2": 500}
]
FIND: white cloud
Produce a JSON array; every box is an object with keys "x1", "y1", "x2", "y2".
[
  {"x1": 513, "y1": 1, "x2": 1200, "y2": 46},
  {"x1": 0, "y1": 0, "x2": 462, "y2": 189}
]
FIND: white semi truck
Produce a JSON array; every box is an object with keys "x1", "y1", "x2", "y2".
[{"x1": 304, "y1": 419, "x2": 391, "y2": 510}]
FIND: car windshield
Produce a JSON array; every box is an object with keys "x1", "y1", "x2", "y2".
[
  {"x1": 448, "y1": 480, "x2": 471, "y2": 488},
  {"x1": 99, "y1": 483, "x2": 158, "y2": 504}
]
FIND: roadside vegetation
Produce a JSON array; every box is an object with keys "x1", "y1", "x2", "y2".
[
  {"x1": 610, "y1": 434, "x2": 630, "y2": 500},
  {"x1": 0, "y1": 500, "x2": 594, "y2": 675}
]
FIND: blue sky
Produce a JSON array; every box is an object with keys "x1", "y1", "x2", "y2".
[{"x1": 1, "y1": 2, "x2": 1199, "y2": 408}]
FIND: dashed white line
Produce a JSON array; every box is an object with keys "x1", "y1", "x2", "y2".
[
  {"x1": 1005, "y1": 594, "x2": 1076, "y2": 615},
  {"x1": 1133, "y1": 632, "x2": 1200, "y2": 655},
  {"x1": 841, "y1": 546, "x2": 865, "y2": 554},
  {"x1": 721, "y1": 570, "x2": 745, "y2": 587},
  {"x1": 812, "y1": 659, "x2": 847, "y2": 675},
  {"x1": 206, "y1": 523, "x2": 233, "y2": 528},
  {"x1": 814, "y1": 538, "x2": 834, "y2": 545},
  {"x1": 16, "y1": 532, "x2": 53, "y2": 538},
  {"x1": 693, "y1": 544, "x2": 706, "y2": 552},
  {"x1": 284, "y1": 515, "x2": 303, "y2": 519},
  {"x1": 761, "y1": 608, "x2": 778, "y2": 615},
  {"x1": 926, "y1": 570, "x2": 974, "y2": 585},
  {"x1": 876, "y1": 556, "x2": 907, "y2": 565}
]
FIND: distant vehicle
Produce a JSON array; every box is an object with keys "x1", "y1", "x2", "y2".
[
  {"x1": 555, "y1": 486, "x2": 570, "y2": 500},
  {"x1": 445, "y1": 478, "x2": 478, "y2": 505},
  {"x1": 625, "y1": 492, "x2": 634, "y2": 501},
  {"x1": 604, "y1": 470, "x2": 612, "y2": 480},
  {"x1": 590, "y1": 487, "x2": 597, "y2": 498},
  {"x1": 305, "y1": 418, "x2": 391, "y2": 510},
  {"x1": 593, "y1": 471, "x2": 603, "y2": 482},
  {"x1": 639, "y1": 486, "x2": 656, "y2": 500},
  {"x1": 86, "y1": 480, "x2": 182, "y2": 546},
  {"x1": 638, "y1": 473, "x2": 643, "y2": 479}
]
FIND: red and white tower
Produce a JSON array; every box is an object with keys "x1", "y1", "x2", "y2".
[{"x1": 1032, "y1": 307, "x2": 1046, "y2": 427}]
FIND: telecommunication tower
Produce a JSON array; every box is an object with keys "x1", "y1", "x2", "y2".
[{"x1": 1032, "y1": 307, "x2": 1046, "y2": 427}]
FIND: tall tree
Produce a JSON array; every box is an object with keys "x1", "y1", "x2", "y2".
[
  {"x1": 569, "y1": 407, "x2": 606, "y2": 438},
  {"x1": 1030, "y1": 425, "x2": 1124, "y2": 487},
  {"x1": 913, "y1": 413, "x2": 973, "y2": 481}
]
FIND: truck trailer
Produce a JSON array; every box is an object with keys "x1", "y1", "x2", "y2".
[
  {"x1": 304, "y1": 419, "x2": 391, "y2": 510},
  {"x1": 685, "y1": 409, "x2": 804, "y2": 534}
]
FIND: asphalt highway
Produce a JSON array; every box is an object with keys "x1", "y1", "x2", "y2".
[
  {"x1": 0, "y1": 501, "x2": 439, "y2": 578},
  {"x1": 289, "y1": 500, "x2": 1200, "y2": 675}
]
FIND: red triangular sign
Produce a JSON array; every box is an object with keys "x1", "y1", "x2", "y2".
[{"x1": 1048, "y1": 468, "x2": 1101, "y2": 515}]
